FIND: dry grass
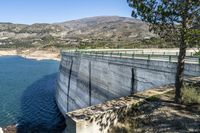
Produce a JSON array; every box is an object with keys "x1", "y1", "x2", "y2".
[
  {"x1": 182, "y1": 85, "x2": 200, "y2": 104},
  {"x1": 109, "y1": 87, "x2": 200, "y2": 133}
]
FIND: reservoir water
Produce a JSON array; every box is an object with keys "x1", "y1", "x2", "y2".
[{"x1": 0, "y1": 56, "x2": 65, "y2": 132}]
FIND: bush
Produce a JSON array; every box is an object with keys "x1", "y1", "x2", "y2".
[
  {"x1": 182, "y1": 85, "x2": 200, "y2": 104},
  {"x1": 194, "y1": 50, "x2": 200, "y2": 56}
]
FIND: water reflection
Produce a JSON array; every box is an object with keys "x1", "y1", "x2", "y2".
[{"x1": 17, "y1": 73, "x2": 65, "y2": 133}]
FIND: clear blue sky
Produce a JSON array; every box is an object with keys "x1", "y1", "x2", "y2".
[{"x1": 0, "y1": 0, "x2": 132, "y2": 24}]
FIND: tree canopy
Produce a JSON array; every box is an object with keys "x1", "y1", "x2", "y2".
[
  {"x1": 128, "y1": 0, "x2": 200, "y2": 46},
  {"x1": 127, "y1": 0, "x2": 200, "y2": 102}
]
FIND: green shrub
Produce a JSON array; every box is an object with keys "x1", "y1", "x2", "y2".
[
  {"x1": 145, "y1": 95, "x2": 160, "y2": 102},
  {"x1": 194, "y1": 50, "x2": 200, "y2": 56}
]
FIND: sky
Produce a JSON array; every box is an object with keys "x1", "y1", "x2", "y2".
[{"x1": 0, "y1": 0, "x2": 133, "y2": 24}]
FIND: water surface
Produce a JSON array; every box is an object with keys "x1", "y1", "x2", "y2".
[{"x1": 0, "y1": 56, "x2": 65, "y2": 132}]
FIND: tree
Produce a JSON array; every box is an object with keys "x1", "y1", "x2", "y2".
[{"x1": 127, "y1": 0, "x2": 200, "y2": 102}]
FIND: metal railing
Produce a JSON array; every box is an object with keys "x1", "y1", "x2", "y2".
[
  {"x1": 64, "y1": 49, "x2": 197, "y2": 56},
  {"x1": 64, "y1": 50, "x2": 200, "y2": 64}
]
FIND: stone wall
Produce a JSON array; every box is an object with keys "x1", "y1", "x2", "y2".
[{"x1": 56, "y1": 52, "x2": 200, "y2": 115}]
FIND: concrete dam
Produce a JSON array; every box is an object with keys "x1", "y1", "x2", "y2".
[{"x1": 56, "y1": 51, "x2": 200, "y2": 132}]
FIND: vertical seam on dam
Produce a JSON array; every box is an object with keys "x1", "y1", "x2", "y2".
[
  {"x1": 89, "y1": 61, "x2": 92, "y2": 106},
  {"x1": 131, "y1": 68, "x2": 135, "y2": 94},
  {"x1": 67, "y1": 58, "x2": 73, "y2": 112}
]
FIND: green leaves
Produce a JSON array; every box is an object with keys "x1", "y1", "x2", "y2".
[{"x1": 127, "y1": 0, "x2": 200, "y2": 47}]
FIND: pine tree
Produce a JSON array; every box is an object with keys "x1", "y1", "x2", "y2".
[{"x1": 127, "y1": 0, "x2": 200, "y2": 102}]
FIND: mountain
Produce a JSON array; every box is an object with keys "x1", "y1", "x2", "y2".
[
  {"x1": 0, "y1": 16, "x2": 157, "y2": 49},
  {"x1": 57, "y1": 16, "x2": 153, "y2": 38}
]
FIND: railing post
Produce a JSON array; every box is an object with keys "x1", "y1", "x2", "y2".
[
  {"x1": 199, "y1": 57, "x2": 200, "y2": 64},
  {"x1": 148, "y1": 54, "x2": 151, "y2": 60},
  {"x1": 132, "y1": 53, "x2": 135, "y2": 59},
  {"x1": 120, "y1": 53, "x2": 122, "y2": 58},
  {"x1": 191, "y1": 52, "x2": 193, "y2": 56},
  {"x1": 169, "y1": 56, "x2": 172, "y2": 62},
  {"x1": 110, "y1": 52, "x2": 112, "y2": 57}
]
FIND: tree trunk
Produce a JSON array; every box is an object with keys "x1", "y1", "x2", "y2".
[
  {"x1": 175, "y1": 29, "x2": 187, "y2": 103},
  {"x1": 175, "y1": 0, "x2": 189, "y2": 103}
]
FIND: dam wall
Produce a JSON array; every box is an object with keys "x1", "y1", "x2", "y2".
[{"x1": 56, "y1": 52, "x2": 200, "y2": 115}]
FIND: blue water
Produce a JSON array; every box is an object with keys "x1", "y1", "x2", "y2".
[{"x1": 0, "y1": 56, "x2": 65, "y2": 132}]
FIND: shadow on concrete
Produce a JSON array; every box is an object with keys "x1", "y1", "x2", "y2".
[
  {"x1": 109, "y1": 98, "x2": 200, "y2": 133},
  {"x1": 17, "y1": 73, "x2": 66, "y2": 133},
  {"x1": 86, "y1": 93, "x2": 200, "y2": 133}
]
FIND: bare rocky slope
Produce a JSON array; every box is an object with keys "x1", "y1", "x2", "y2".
[{"x1": 0, "y1": 16, "x2": 157, "y2": 49}]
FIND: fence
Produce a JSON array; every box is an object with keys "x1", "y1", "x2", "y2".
[{"x1": 64, "y1": 49, "x2": 200, "y2": 64}]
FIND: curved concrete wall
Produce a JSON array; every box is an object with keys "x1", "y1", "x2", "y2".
[{"x1": 56, "y1": 52, "x2": 200, "y2": 115}]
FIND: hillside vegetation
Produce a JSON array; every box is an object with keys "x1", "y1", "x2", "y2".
[{"x1": 0, "y1": 16, "x2": 180, "y2": 49}]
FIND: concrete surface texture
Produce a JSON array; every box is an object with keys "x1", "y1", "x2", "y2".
[
  {"x1": 56, "y1": 52, "x2": 200, "y2": 118},
  {"x1": 65, "y1": 86, "x2": 173, "y2": 133}
]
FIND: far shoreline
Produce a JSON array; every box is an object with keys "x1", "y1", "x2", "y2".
[{"x1": 0, "y1": 49, "x2": 61, "y2": 61}]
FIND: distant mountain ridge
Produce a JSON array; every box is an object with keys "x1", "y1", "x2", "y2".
[{"x1": 0, "y1": 16, "x2": 157, "y2": 49}]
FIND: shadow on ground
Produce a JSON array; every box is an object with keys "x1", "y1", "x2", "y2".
[
  {"x1": 17, "y1": 73, "x2": 66, "y2": 133},
  {"x1": 109, "y1": 95, "x2": 200, "y2": 133}
]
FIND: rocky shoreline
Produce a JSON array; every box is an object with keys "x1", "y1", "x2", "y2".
[
  {"x1": 0, "y1": 49, "x2": 61, "y2": 61},
  {"x1": 0, "y1": 125, "x2": 17, "y2": 133}
]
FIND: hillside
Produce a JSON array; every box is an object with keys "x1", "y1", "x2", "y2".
[{"x1": 0, "y1": 16, "x2": 166, "y2": 49}]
